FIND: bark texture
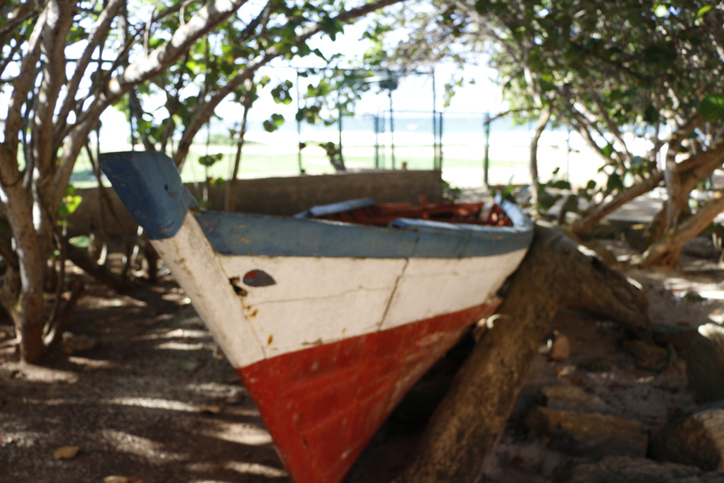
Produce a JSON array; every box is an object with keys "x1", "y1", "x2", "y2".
[
  {"x1": 643, "y1": 190, "x2": 724, "y2": 267},
  {"x1": 392, "y1": 225, "x2": 650, "y2": 483}
]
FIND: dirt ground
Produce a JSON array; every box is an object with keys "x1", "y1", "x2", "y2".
[{"x1": 1, "y1": 243, "x2": 723, "y2": 483}]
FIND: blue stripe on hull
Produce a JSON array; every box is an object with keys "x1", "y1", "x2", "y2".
[{"x1": 196, "y1": 203, "x2": 532, "y2": 259}]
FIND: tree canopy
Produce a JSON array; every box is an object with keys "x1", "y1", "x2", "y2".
[
  {"x1": 0, "y1": 0, "x2": 404, "y2": 362},
  {"x1": 368, "y1": 0, "x2": 724, "y2": 266},
  {"x1": 2, "y1": 0, "x2": 724, "y2": 362}
]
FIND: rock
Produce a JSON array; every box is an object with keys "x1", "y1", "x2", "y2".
[
  {"x1": 53, "y1": 446, "x2": 80, "y2": 459},
  {"x1": 683, "y1": 290, "x2": 707, "y2": 303},
  {"x1": 61, "y1": 333, "x2": 97, "y2": 354},
  {"x1": 524, "y1": 407, "x2": 647, "y2": 457},
  {"x1": 683, "y1": 236, "x2": 720, "y2": 259},
  {"x1": 103, "y1": 477, "x2": 142, "y2": 483},
  {"x1": 542, "y1": 385, "x2": 609, "y2": 413},
  {"x1": 649, "y1": 400, "x2": 724, "y2": 472},
  {"x1": 623, "y1": 339, "x2": 673, "y2": 371},
  {"x1": 576, "y1": 358, "x2": 613, "y2": 373},
  {"x1": 652, "y1": 323, "x2": 698, "y2": 357},
  {"x1": 688, "y1": 324, "x2": 724, "y2": 403},
  {"x1": 626, "y1": 223, "x2": 650, "y2": 251},
  {"x1": 549, "y1": 332, "x2": 571, "y2": 361},
  {"x1": 200, "y1": 405, "x2": 221, "y2": 414},
  {"x1": 582, "y1": 221, "x2": 618, "y2": 240},
  {"x1": 224, "y1": 388, "x2": 246, "y2": 406},
  {"x1": 553, "y1": 456, "x2": 724, "y2": 483}
]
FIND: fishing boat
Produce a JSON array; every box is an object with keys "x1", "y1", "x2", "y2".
[{"x1": 99, "y1": 151, "x2": 534, "y2": 483}]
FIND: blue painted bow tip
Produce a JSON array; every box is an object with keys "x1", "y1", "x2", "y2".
[{"x1": 99, "y1": 151, "x2": 198, "y2": 240}]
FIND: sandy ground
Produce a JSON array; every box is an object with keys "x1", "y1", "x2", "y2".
[{"x1": 1, "y1": 243, "x2": 723, "y2": 482}]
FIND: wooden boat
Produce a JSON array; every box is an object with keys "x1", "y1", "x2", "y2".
[{"x1": 99, "y1": 151, "x2": 534, "y2": 483}]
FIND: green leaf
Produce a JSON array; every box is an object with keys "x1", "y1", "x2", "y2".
[
  {"x1": 209, "y1": 177, "x2": 225, "y2": 188},
  {"x1": 312, "y1": 48, "x2": 327, "y2": 61},
  {"x1": 263, "y1": 113, "x2": 285, "y2": 132},
  {"x1": 606, "y1": 172, "x2": 624, "y2": 193},
  {"x1": 563, "y1": 194, "x2": 579, "y2": 213},
  {"x1": 69, "y1": 235, "x2": 91, "y2": 248},
  {"x1": 697, "y1": 5, "x2": 713, "y2": 18},
  {"x1": 601, "y1": 144, "x2": 615, "y2": 158},
  {"x1": 198, "y1": 153, "x2": 224, "y2": 167},
  {"x1": 537, "y1": 190, "x2": 561, "y2": 211},
  {"x1": 474, "y1": 0, "x2": 489, "y2": 15},
  {"x1": 643, "y1": 104, "x2": 659, "y2": 124},
  {"x1": 550, "y1": 179, "x2": 572, "y2": 190},
  {"x1": 59, "y1": 194, "x2": 83, "y2": 218},
  {"x1": 271, "y1": 81, "x2": 294, "y2": 105},
  {"x1": 699, "y1": 94, "x2": 724, "y2": 122},
  {"x1": 643, "y1": 44, "x2": 676, "y2": 64}
]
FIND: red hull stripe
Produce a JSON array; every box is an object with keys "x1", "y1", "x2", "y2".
[{"x1": 237, "y1": 301, "x2": 501, "y2": 483}]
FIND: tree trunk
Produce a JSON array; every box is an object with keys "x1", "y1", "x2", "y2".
[
  {"x1": 642, "y1": 190, "x2": 724, "y2": 267},
  {"x1": 641, "y1": 141, "x2": 724, "y2": 266},
  {"x1": 0, "y1": 145, "x2": 47, "y2": 363},
  {"x1": 228, "y1": 80, "x2": 254, "y2": 211},
  {"x1": 664, "y1": 145, "x2": 687, "y2": 232},
  {"x1": 572, "y1": 123, "x2": 720, "y2": 238},
  {"x1": 571, "y1": 170, "x2": 664, "y2": 234},
  {"x1": 393, "y1": 225, "x2": 650, "y2": 483},
  {"x1": 63, "y1": 240, "x2": 134, "y2": 292},
  {"x1": 530, "y1": 107, "x2": 551, "y2": 209}
]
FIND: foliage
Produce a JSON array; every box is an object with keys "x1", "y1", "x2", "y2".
[
  {"x1": 441, "y1": 179, "x2": 463, "y2": 201},
  {"x1": 120, "y1": 0, "x2": 404, "y2": 168},
  {"x1": 700, "y1": 94, "x2": 724, "y2": 123},
  {"x1": 0, "y1": 0, "x2": 405, "y2": 362},
  {"x1": 198, "y1": 153, "x2": 224, "y2": 168},
  {"x1": 58, "y1": 186, "x2": 83, "y2": 220},
  {"x1": 492, "y1": 184, "x2": 518, "y2": 204},
  {"x1": 372, "y1": 0, "x2": 724, "y2": 264}
]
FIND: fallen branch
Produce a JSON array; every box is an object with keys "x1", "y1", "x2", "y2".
[{"x1": 393, "y1": 224, "x2": 650, "y2": 482}]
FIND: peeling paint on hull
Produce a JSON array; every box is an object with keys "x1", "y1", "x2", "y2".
[{"x1": 238, "y1": 301, "x2": 500, "y2": 483}]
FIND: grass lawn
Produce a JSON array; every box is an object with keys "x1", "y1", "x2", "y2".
[{"x1": 69, "y1": 143, "x2": 526, "y2": 188}]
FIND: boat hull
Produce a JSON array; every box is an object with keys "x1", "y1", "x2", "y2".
[
  {"x1": 99, "y1": 151, "x2": 534, "y2": 483},
  {"x1": 149, "y1": 213, "x2": 524, "y2": 483},
  {"x1": 238, "y1": 301, "x2": 500, "y2": 483}
]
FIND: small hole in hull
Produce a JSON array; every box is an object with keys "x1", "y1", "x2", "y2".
[{"x1": 229, "y1": 277, "x2": 248, "y2": 296}]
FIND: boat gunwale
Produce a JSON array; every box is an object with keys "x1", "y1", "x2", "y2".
[
  {"x1": 195, "y1": 199, "x2": 533, "y2": 260},
  {"x1": 99, "y1": 150, "x2": 534, "y2": 259}
]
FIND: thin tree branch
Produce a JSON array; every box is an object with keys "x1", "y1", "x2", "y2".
[
  {"x1": 32, "y1": 0, "x2": 76, "y2": 176},
  {"x1": 3, "y1": 4, "x2": 47, "y2": 156},
  {"x1": 0, "y1": 3, "x2": 38, "y2": 45},
  {"x1": 0, "y1": 38, "x2": 24, "y2": 80},
  {"x1": 53, "y1": 0, "x2": 124, "y2": 145}
]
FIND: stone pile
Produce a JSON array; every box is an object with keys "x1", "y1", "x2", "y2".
[{"x1": 520, "y1": 322, "x2": 724, "y2": 482}]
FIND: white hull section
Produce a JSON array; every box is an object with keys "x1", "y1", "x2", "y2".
[{"x1": 153, "y1": 213, "x2": 526, "y2": 368}]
